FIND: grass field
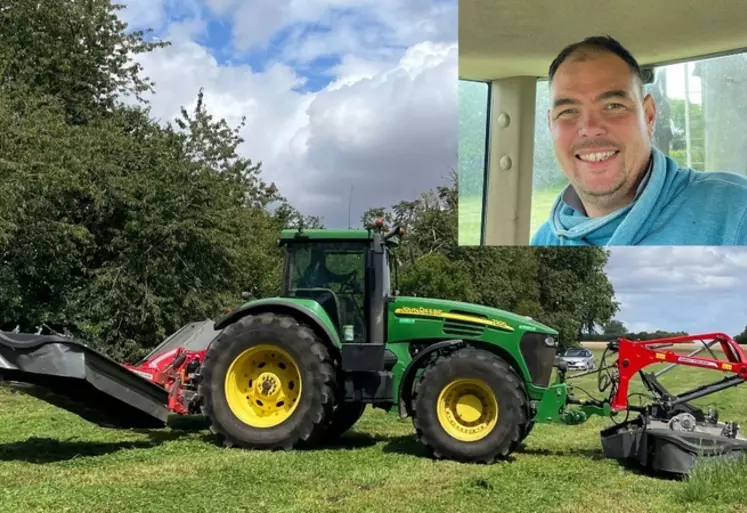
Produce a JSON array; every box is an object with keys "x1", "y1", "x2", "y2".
[
  {"x1": 458, "y1": 186, "x2": 564, "y2": 245},
  {"x1": 1, "y1": 349, "x2": 745, "y2": 513}
]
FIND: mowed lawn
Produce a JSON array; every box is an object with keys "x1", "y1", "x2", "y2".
[
  {"x1": 0, "y1": 349, "x2": 746, "y2": 513},
  {"x1": 458, "y1": 187, "x2": 563, "y2": 246}
]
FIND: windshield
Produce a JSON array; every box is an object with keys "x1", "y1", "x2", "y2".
[
  {"x1": 283, "y1": 240, "x2": 368, "y2": 342},
  {"x1": 285, "y1": 241, "x2": 366, "y2": 292},
  {"x1": 383, "y1": 248, "x2": 392, "y2": 296},
  {"x1": 564, "y1": 348, "x2": 587, "y2": 357}
]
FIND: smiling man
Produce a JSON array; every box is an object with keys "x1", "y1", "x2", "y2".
[{"x1": 531, "y1": 35, "x2": 747, "y2": 246}]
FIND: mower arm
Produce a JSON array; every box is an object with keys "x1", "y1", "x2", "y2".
[
  {"x1": 536, "y1": 332, "x2": 747, "y2": 426},
  {"x1": 609, "y1": 333, "x2": 747, "y2": 411}
]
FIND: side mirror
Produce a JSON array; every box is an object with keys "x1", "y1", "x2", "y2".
[{"x1": 384, "y1": 225, "x2": 405, "y2": 241}]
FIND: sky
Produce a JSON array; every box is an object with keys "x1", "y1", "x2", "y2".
[
  {"x1": 117, "y1": 0, "x2": 458, "y2": 228},
  {"x1": 605, "y1": 246, "x2": 747, "y2": 337}
]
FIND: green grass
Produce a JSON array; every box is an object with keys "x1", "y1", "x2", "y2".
[
  {"x1": 0, "y1": 349, "x2": 745, "y2": 513},
  {"x1": 458, "y1": 186, "x2": 564, "y2": 246}
]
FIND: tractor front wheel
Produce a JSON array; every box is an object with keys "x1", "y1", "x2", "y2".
[
  {"x1": 412, "y1": 347, "x2": 528, "y2": 463},
  {"x1": 198, "y1": 312, "x2": 337, "y2": 450}
]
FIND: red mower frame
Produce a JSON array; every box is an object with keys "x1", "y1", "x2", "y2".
[
  {"x1": 609, "y1": 332, "x2": 747, "y2": 412},
  {"x1": 123, "y1": 347, "x2": 206, "y2": 415}
]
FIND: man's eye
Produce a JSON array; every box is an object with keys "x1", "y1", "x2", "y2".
[{"x1": 605, "y1": 103, "x2": 624, "y2": 110}]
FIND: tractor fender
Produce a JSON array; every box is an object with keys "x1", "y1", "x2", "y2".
[
  {"x1": 397, "y1": 339, "x2": 466, "y2": 418},
  {"x1": 213, "y1": 298, "x2": 342, "y2": 352}
]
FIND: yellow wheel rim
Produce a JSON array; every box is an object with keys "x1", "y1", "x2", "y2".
[
  {"x1": 224, "y1": 344, "x2": 302, "y2": 428},
  {"x1": 436, "y1": 378, "x2": 498, "y2": 442}
]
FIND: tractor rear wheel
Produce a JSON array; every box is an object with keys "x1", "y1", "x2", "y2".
[
  {"x1": 412, "y1": 347, "x2": 528, "y2": 463},
  {"x1": 198, "y1": 312, "x2": 337, "y2": 450}
]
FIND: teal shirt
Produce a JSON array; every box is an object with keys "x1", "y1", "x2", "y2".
[{"x1": 531, "y1": 147, "x2": 747, "y2": 246}]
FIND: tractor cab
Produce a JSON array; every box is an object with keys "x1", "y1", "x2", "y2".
[{"x1": 278, "y1": 222, "x2": 401, "y2": 346}]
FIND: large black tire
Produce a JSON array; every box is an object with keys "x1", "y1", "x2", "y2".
[
  {"x1": 197, "y1": 312, "x2": 337, "y2": 450},
  {"x1": 519, "y1": 418, "x2": 535, "y2": 446},
  {"x1": 320, "y1": 401, "x2": 366, "y2": 441},
  {"x1": 412, "y1": 347, "x2": 529, "y2": 463}
]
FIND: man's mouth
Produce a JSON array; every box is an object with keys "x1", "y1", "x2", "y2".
[{"x1": 575, "y1": 150, "x2": 619, "y2": 163}]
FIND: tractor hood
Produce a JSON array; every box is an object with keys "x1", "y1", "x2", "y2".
[{"x1": 390, "y1": 296, "x2": 558, "y2": 335}]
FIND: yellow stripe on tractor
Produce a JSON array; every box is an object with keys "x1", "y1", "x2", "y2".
[{"x1": 394, "y1": 307, "x2": 514, "y2": 332}]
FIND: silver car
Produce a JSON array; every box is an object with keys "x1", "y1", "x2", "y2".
[{"x1": 558, "y1": 347, "x2": 596, "y2": 371}]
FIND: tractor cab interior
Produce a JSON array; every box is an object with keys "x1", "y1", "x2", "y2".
[
  {"x1": 459, "y1": 0, "x2": 747, "y2": 245},
  {"x1": 283, "y1": 240, "x2": 368, "y2": 343}
]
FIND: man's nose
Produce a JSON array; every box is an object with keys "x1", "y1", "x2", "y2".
[{"x1": 578, "y1": 110, "x2": 606, "y2": 137}]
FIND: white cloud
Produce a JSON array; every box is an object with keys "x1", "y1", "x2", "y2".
[
  {"x1": 229, "y1": 1, "x2": 289, "y2": 51},
  {"x1": 625, "y1": 321, "x2": 659, "y2": 333},
  {"x1": 125, "y1": 1, "x2": 457, "y2": 226},
  {"x1": 285, "y1": 41, "x2": 458, "y2": 223},
  {"x1": 605, "y1": 246, "x2": 747, "y2": 335},
  {"x1": 326, "y1": 55, "x2": 391, "y2": 90},
  {"x1": 201, "y1": 0, "x2": 457, "y2": 62},
  {"x1": 133, "y1": 29, "x2": 309, "y2": 167},
  {"x1": 606, "y1": 246, "x2": 747, "y2": 293}
]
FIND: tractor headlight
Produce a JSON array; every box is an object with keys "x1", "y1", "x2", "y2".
[{"x1": 544, "y1": 336, "x2": 556, "y2": 347}]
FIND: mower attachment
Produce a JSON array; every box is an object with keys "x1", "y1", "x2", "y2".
[
  {"x1": 0, "y1": 331, "x2": 170, "y2": 429},
  {"x1": 558, "y1": 332, "x2": 747, "y2": 476},
  {"x1": 600, "y1": 413, "x2": 747, "y2": 475}
]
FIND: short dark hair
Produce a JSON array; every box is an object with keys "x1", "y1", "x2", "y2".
[{"x1": 548, "y1": 35, "x2": 645, "y2": 95}]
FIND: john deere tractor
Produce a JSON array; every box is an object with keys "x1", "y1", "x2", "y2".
[{"x1": 196, "y1": 220, "x2": 560, "y2": 462}]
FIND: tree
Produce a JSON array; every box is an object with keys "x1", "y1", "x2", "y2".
[
  {"x1": 735, "y1": 325, "x2": 747, "y2": 345},
  {"x1": 0, "y1": 0, "x2": 307, "y2": 361},
  {"x1": 0, "y1": 0, "x2": 170, "y2": 124},
  {"x1": 0, "y1": 90, "x2": 292, "y2": 359},
  {"x1": 532, "y1": 247, "x2": 619, "y2": 348},
  {"x1": 602, "y1": 319, "x2": 628, "y2": 337}
]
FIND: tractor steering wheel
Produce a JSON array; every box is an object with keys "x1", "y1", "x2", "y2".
[{"x1": 336, "y1": 270, "x2": 359, "y2": 294}]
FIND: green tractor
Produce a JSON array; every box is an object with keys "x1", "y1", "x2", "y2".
[{"x1": 197, "y1": 220, "x2": 560, "y2": 462}]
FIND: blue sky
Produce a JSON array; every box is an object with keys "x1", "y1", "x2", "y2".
[
  {"x1": 163, "y1": 5, "x2": 362, "y2": 92},
  {"x1": 122, "y1": 0, "x2": 350, "y2": 91},
  {"x1": 118, "y1": 0, "x2": 459, "y2": 227}
]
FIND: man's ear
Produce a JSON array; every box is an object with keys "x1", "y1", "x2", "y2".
[{"x1": 643, "y1": 93, "x2": 657, "y2": 139}]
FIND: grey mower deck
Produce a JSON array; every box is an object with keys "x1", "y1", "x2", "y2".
[
  {"x1": 600, "y1": 415, "x2": 747, "y2": 475},
  {"x1": 0, "y1": 332, "x2": 169, "y2": 429}
]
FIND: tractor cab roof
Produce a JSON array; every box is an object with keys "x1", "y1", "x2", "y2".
[
  {"x1": 278, "y1": 228, "x2": 401, "y2": 247},
  {"x1": 460, "y1": 0, "x2": 747, "y2": 81}
]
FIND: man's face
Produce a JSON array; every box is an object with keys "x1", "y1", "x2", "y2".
[{"x1": 547, "y1": 49, "x2": 656, "y2": 215}]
